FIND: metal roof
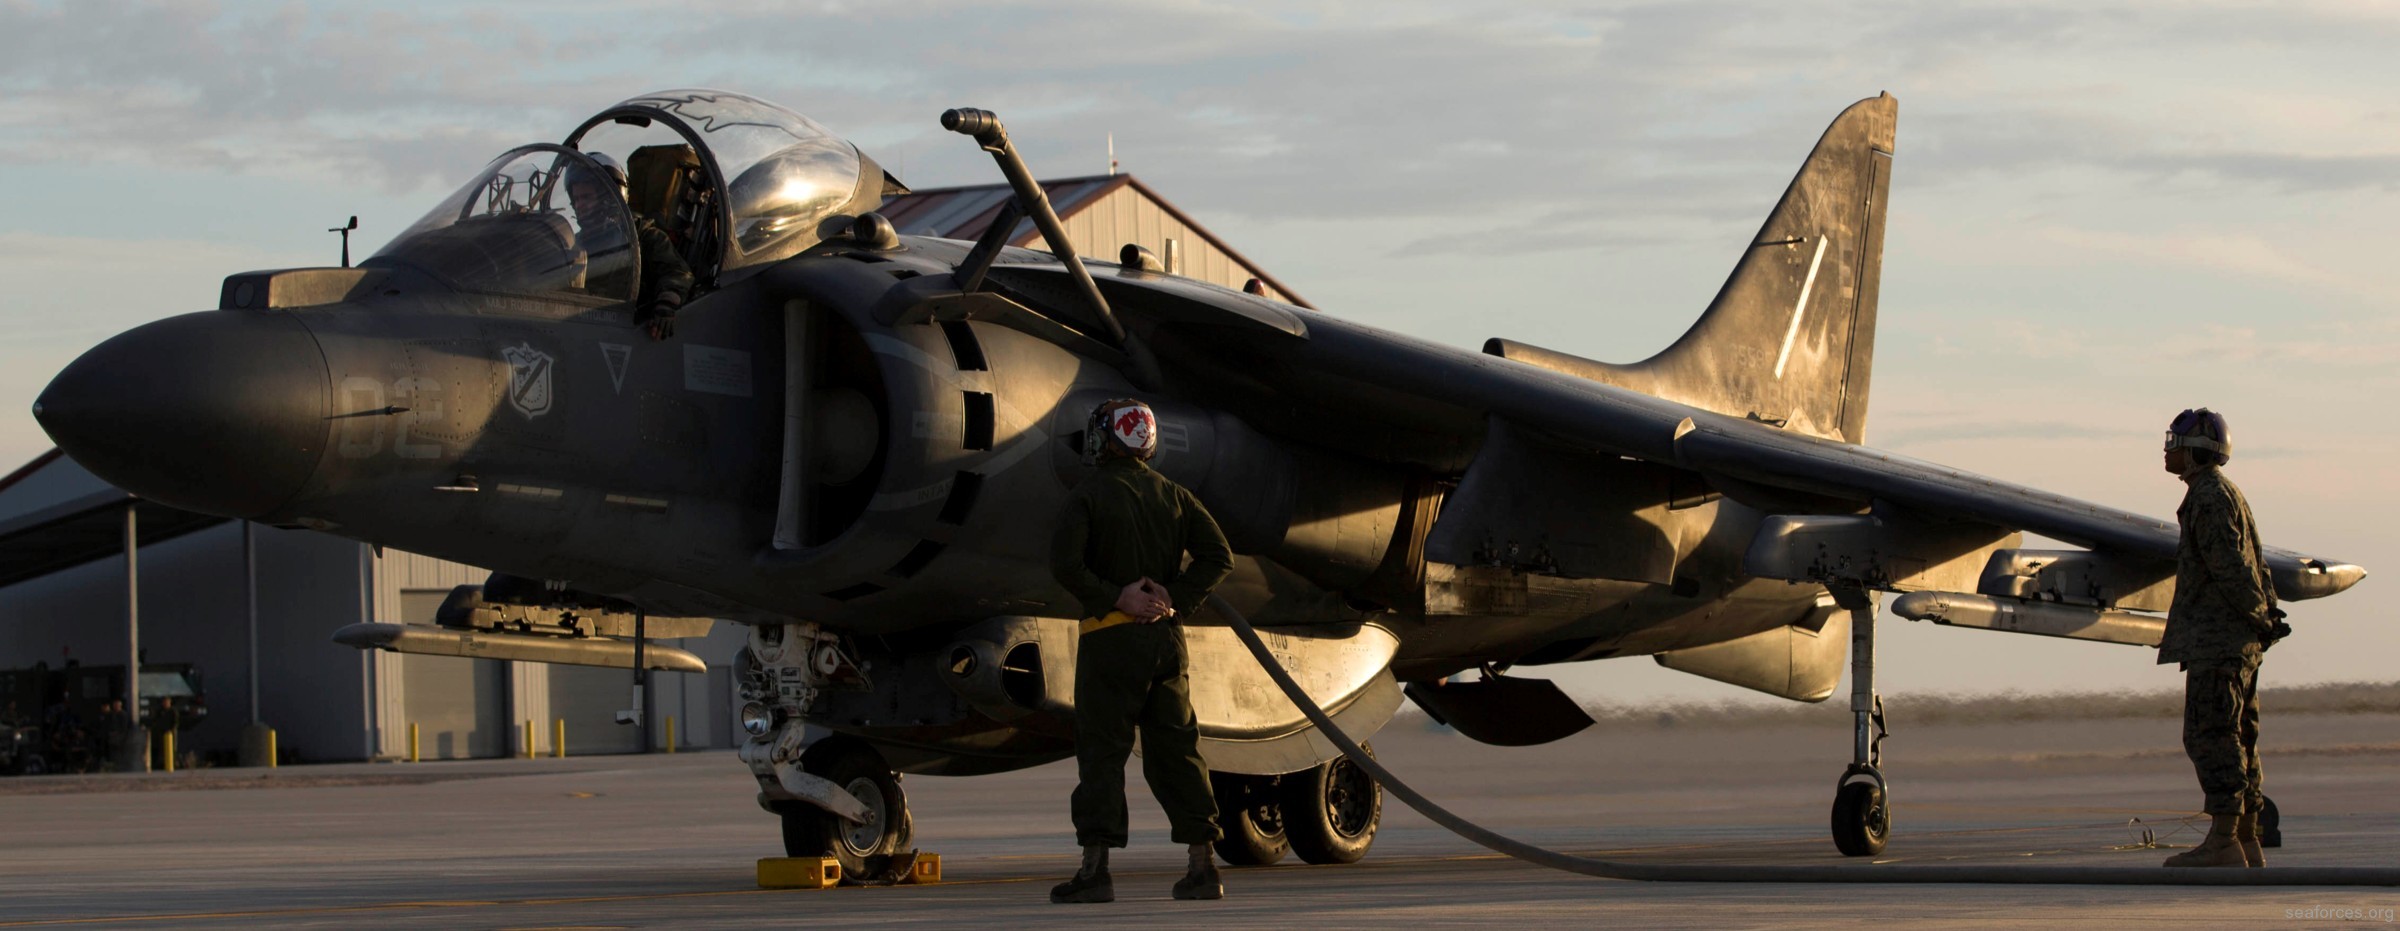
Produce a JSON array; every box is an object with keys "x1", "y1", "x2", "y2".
[
  {"x1": 878, "y1": 173, "x2": 1314, "y2": 309},
  {"x1": 0, "y1": 448, "x2": 65, "y2": 501},
  {"x1": 0, "y1": 488, "x2": 228, "y2": 589}
]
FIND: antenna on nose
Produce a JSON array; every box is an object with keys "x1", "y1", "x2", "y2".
[{"x1": 328, "y1": 216, "x2": 358, "y2": 268}]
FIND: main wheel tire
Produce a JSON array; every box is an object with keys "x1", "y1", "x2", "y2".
[
  {"x1": 2260, "y1": 795, "x2": 2282, "y2": 848},
  {"x1": 1831, "y1": 780, "x2": 1890, "y2": 857},
  {"x1": 1212, "y1": 773, "x2": 1290, "y2": 866},
  {"x1": 1281, "y1": 744, "x2": 1381, "y2": 865},
  {"x1": 778, "y1": 737, "x2": 912, "y2": 878}
]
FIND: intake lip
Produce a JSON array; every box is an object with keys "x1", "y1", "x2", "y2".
[{"x1": 34, "y1": 310, "x2": 331, "y2": 519}]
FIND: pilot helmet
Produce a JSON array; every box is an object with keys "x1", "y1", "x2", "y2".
[
  {"x1": 1083, "y1": 399, "x2": 1159, "y2": 465},
  {"x1": 566, "y1": 152, "x2": 628, "y2": 197},
  {"x1": 2164, "y1": 407, "x2": 2231, "y2": 465}
]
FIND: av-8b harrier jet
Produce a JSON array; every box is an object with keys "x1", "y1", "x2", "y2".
[{"x1": 32, "y1": 90, "x2": 2364, "y2": 871}]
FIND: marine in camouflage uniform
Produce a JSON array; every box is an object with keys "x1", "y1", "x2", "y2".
[
  {"x1": 1047, "y1": 399, "x2": 1235, "y2": 903},
  {"x1": 2156, "y1": 408, "x2": 2279, "y2": 868}
]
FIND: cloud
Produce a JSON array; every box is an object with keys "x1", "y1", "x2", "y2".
[
  {"x1": 8, "y1": 0, "x2": 2398, "y2": 239},
  {"x1": 2150, "y1": 322, "x2": 2400, "y2": 368},
  {"x1": 0, "y1": 1, "x2": 587, "y2": 192},
  {"x1": 1872, "y1": 420, "x2": 2123, "y2": 449},
  {"x1": 2038, "y1": 227, "x2": 2361, "y2": 296},
  {"x1": 0, "y1": 230, "x2": 289, "y2": 342}
]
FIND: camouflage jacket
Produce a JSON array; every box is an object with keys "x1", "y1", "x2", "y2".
[{"x1": 2158, "y1": 465, "x2": 2277, "y2": 665}]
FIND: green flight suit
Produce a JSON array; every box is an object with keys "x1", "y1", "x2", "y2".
[
  {"x1": 2159, "y1": 464, "x2": 2277, "y2": 817},
  {"x1": 1050, "y1": 455, "x2": 1236, "y2": 848}
]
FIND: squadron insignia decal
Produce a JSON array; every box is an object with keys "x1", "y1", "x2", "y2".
[{"x1": 502, "y1": 343, "x2": 555, "y2": 419}]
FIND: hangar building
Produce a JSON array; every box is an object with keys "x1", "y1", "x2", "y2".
[
  {"x1": 879, "y1": 173, "x2": 1313, "y2": 307},
  {"x1": 0, "y1": 450, "x2": 743, "y2": 766}
]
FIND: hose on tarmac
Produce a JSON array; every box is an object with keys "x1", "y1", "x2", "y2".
[{"x1": 1210, "y1": 594, "x2": 2400, "y2": 886}]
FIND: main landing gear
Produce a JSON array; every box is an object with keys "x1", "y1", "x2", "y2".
[
  {"x1": 740, "y1": 621, "x2": 1388, "y2": 877},
  {"x1": 1830, "y1": 585, "x2": 1892, "y2": 857},
  {"x1": 1213, "y1": 744, "x2": 1385, "y2": 866}
]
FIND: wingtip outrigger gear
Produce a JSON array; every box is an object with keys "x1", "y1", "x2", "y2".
[{"x1": 1209, "y1": 592, "x2": 2400, "y2": 886}]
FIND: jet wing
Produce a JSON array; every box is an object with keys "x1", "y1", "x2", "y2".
[
  {"x1": 1000, "y1": 265, "x2": 2363, "y2": 604},
  {"x1": 1420, "y1": 339, "x2": 2357, "y2": 602},
  {"x1": 1670, "y1": 412, "x2": 2360, "y2": 600},
  {"x1": 1379, "y1": 323, "x2": 2358, "y2": 602}
]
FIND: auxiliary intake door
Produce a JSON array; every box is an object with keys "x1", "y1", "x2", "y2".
[{"x1": 945, "y1": 616, "x2": 1404, "y2": 776}]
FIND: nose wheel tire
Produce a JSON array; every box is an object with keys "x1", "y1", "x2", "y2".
[
  {"x1": 776, "y1": 736, "x2": 913, "y2": 878},
  {"x1": 1831, "y1": 779, "x2": 1890, "y2": 857},
  {"x1": 2261, "y1": 795, "x2": 2282, "y2": 848},
  {"x1": 1280, "y1": 743, "x2": 1382, "y2": 865},
  {"x1": 1212, "y1": 773, "x2": 1290, "y2": 866}
]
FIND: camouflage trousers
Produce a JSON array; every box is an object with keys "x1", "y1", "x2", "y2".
[{"x1": 2182, "y1": 653, "x2": 2264, "y2": 817}]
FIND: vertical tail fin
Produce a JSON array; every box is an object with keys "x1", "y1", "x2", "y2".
[{"x1": 1489, "y1": 94, "x2": 1895, "y2": 444}]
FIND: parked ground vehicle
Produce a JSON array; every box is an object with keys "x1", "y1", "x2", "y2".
[
  {"x1": 0, "y1": 720, "x2": 45, "y2": 775},
  {"x1": 0, "y1": 660, "x2": 207, "y2": 774}
]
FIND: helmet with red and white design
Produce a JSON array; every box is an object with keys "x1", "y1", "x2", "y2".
[{"x1": 1083, "y1": 399, "x2": 1159, "y2": 464}]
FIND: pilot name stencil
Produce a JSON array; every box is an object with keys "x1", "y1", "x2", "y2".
[{"x1": 503, "y1": 343, "x2": 555, "y2": 419}]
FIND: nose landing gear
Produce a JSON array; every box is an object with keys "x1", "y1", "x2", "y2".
[
  {"x1": 740, "y1": 623, "x2": 915, "y2": 881},
  {"x1": 776, "y1": 736, "x2": 914, "y2": 877}
]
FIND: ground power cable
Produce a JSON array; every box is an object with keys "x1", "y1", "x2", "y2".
[{"x1": 1210, "y1": 593, "x2": 2400, "y2": 886}]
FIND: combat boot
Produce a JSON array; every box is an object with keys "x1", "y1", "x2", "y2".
[
  {"x1": 2162, "y1": 814, "x2": 2247, "y2": 868},
  {"x1": 1171, "y1": 842, "x2": 1224, "y2": 900},
  {"x1": 2236, "y1": 811, "x2": 2265, "y2": 868},
  {"x1": 1050, "y1": 846, "x2": 1114, "y2": 904}
]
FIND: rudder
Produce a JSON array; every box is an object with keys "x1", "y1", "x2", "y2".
[{"x1": 1489, "y1": 93, "x2": 1895, "y2": 444}]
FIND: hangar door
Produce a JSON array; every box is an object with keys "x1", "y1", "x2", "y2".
[
  {"x1": 548, "y1": 666, "x2": 644, "y2": 755},
  {"x1": 399, "y1": 590, "x2": 509, "y2": 759}
]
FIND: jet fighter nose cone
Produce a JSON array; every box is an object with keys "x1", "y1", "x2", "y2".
[{"x1": 35, "y1": 310, "x2": 330, "y2": 519}]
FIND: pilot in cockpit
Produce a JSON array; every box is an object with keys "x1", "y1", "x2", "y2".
[{"x1": 567, "y1": 153, "x2": 694, "y2": 340}]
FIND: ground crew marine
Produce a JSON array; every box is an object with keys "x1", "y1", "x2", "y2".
[
  {"x1": 2156, "y1": 407, "x2": 2280, "y2": 868},
  {"x1": 1047, "y1": 399, "x2": 1236, "y2": 904}
]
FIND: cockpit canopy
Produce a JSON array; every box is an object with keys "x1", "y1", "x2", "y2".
[
  {"x1": 368, "y1": 89, "x2": 900, "y2": 305},
  {"x1": 366, "y1": 145, "x2": 639, "y2": 304}
]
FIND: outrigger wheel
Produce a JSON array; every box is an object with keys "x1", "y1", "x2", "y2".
[
  {"x1": 777, "y1": 735, "x2": 913, "y2": 877},
  {"x1": 1831, "y1": 765, "x2": 1891, "y2": 857},
  {"x1": 1212, "y1": 772, "x2": 1290, "y2": 866},
  {"x1": 1279, "y1": 742, "x2": 1383, "y2": 864}
]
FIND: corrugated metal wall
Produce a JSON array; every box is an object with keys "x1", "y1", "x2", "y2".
[
  {"x1": 1054, "y1": 186, "x2": 1278, "y2": 298},
  {"x1": 880, "y1": 176, "x2": 1300, "y2": 305},
  {"x1": 366, "y1": 549, "x2": 738, "y2": 759}
]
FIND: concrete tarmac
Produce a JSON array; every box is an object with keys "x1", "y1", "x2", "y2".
[{"x1": 3, "y1": 712, "x2": 2396, "y2": 929}]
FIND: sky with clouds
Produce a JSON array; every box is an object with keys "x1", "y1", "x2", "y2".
[{"x1": 2, "y1": 0, "x2": 2392, "y2": 705}]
